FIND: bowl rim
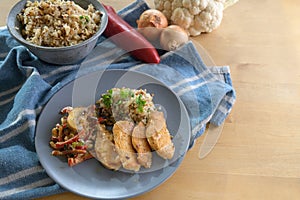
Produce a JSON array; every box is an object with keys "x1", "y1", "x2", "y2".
[{"x1": 6, "y1": 0, "x2": 108, "y2": 51}]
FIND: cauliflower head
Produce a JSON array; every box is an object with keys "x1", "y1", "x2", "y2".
[{"x1": 154, "y1": 0, "x2": 226, "y2": 36}]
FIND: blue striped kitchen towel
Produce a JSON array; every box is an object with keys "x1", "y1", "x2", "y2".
[{"x1": 0, "y1": 0, "x2": 235, "y2": 199}]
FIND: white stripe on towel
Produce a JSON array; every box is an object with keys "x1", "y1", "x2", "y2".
[
  {"x1": 42, "y1": 48, "x2": 121, "y2": 80},
  {"x1": 170, "y1": 70, "x2": 211, "y2": 90},
  {"x1": 6, "y1": 107, "x2": 42, "y2": 129},
  {"x1": 0, "y1": 107, "x2": 41, "y2": 133},
  {"x1": 0, "y1": 120, "x2": 36, "y2": 143},
  {"x1": 0, "y1": 166, "x2": 44, "y2": 186},
  {"x1": 41, "y1": 64, "x2": 78, "y2": 79},
  {"x1": 119, "y1": 0, "x2": 145, "y2": 17},
  {"x1": 217, "y1": 103, "x2": 229, "y2": 114},
  {"x1": 224, "y1": 95, "x2": 235, "y2": 105},
  {"x1": 0, "y1": 178, "x2": 54, "y2": 198},
  {"x1": 176, "y1": 77, "x2": 215, "y2": 96},
  {"x1": 81, "y1": 47, "x2": 120, "y2": 66}
]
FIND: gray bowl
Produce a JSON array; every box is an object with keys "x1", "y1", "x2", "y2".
[{"x1": 6, "y1": 0, "x2": 108, "y2": 65}]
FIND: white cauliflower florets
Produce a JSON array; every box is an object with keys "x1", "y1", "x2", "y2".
[{"x1": 154, "y1": 0, "x2": 226, "y2": 36}]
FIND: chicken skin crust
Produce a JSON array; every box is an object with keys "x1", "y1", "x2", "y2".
[
  {"x1": 146, "y1": 111, "x2": 175, "y2": 160},
  {"x1": 113, "y1": 121, "x2": 141, "y2": 172},
  {"x1": 132, "y1": 122, "x2": 152, "y2": 168}
]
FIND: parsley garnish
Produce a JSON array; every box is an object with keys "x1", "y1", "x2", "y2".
[
  {"x1": 102, "y1": 89, "x2": 112, "y2": 107},
  {"x1": 85, "y1": 16, "x2": 90, "y2": 22},
  {"x1": 120, "y1": 88, "x2": 130, "y2": 99},
  {"x1": 136, "y1": 94, "x2": 146, "y2": 113}
]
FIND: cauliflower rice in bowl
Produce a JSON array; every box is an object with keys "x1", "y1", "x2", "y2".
[
  {"x1": 17, "y1": 0, "x2": 102, "y2": 47},
  {"x1": 7, "y1": 0, "x2": 108, "y2": 64}
]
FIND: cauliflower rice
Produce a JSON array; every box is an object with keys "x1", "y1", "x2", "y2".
[
  {"x1": 17, "y1": 0, "x2": 102, "y2": 47},
  {"x1": 96, "y1": 88, "x2": 156, "y2": 125}
]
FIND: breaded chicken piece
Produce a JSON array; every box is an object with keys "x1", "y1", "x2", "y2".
[
  {"x1": 113, "y1": 121, "x2": 141, "y2": 172},
  {"x1": 146, "y1": 111, "x2": 175, "y2": 160},
  {"x1": 132, "y1": 122, "x2": 152, "y2": 168},
  {"x1": 94, "y1": 124, "x2": 121, "y2": 171}
]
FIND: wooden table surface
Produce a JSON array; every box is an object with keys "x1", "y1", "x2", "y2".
[{"x1": 1, "y1": 0, "x2": 300, "y2": 199}]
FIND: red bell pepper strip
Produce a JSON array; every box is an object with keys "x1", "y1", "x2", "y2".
[
  {"x1": 68, "y1": 153, "x2": 93, "y2": 167},
  {"x1": 51, "y1": 134, "x2": 79, "y2": 149},
  {"x1": 51, "y1": 149, "x2": 87, "y2": 156},
  {"x1": 102, "y1": 4, "x2": 160, "y2": 64}
]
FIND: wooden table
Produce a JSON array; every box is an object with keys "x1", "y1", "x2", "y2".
[{"x1": 1, "y1": 0, "x2": 300, "y2": 199}]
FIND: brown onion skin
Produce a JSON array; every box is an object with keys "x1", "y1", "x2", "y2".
[
  {"x1": 160, "y1": 25, "x2": 189, "y2": 51},
  {"x1": 137, "y1": 9, "x2": 168, "y2": 29},
  {"x1": 137, "y1": 9, "x2": 168, "y2": 43},
  {"x1": 138, "y1": 27, "x2": 163, "y2": 43}
]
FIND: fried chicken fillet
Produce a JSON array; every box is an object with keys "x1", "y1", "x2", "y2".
[
  {"x1": 94, "y1": 124, "x2": 122, "y2": 170},
  {"x1": 146, "y1": 111, "x2": 175, "y2": 159},
  {"x1": 113, "y1": 121, "x2": 141, "y2": 172},
  {"x1": 132, "y1": 122, "x2": 152, "y2": 168}
]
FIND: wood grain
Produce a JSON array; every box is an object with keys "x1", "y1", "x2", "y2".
[{"x1": 1, "y1": 0, "x2": 300, "y2": 199}]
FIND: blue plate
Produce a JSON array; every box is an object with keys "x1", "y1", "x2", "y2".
[{"x1": 35, "y1": 69, "x2": 190, "y2": 199}]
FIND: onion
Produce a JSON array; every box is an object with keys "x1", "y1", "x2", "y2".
[
  {"x1": 137, "y1": 9, "x2": 168, "y2": 29},
  {"x1": 136, "y1": 9, "x2": 168, "y2": 42},
  {"x1": 160, "y1": 25, "x2": 189, "y2": 51},
  {"x1": 138, "y1": 27, "x2": 163, "y2": 43}
]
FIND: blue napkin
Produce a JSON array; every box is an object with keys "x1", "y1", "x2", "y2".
[{"x1": 0, "y1": 0, "x2": 235, "y2": 199}]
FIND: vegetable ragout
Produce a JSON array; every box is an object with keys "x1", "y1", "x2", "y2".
[{"x1": 50, "y1": 106, "x2": 93, "y2": 167}]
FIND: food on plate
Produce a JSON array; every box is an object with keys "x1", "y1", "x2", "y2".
[
  {"x1": 112, "y1": 121, "x2": 141, "y2": 172},
  {"x1": 69, "y1": 105, "x2": 121, "y2": 170},
  {"x1": 50, "y1": 87, "x2": 175, "y2": 171},
  {"x1": 17, "y1": 0, "x2": 102, "y2": 47},
  {"x1": 136, "y1": 9, "x2": 168, "y2": 42},
  {"x1": 49, "y1": 106, "x2": 93, "y2": 167},
  {"x1": 66, "y1": 107, "x2": 87, "y2": 131},
  {"x1": 95, "y1": 87, "x2": 155, "y2": 125},
  {"x1": 154, "y1": 0, "x2": 239, "y2": 36},
  {"x1": 94, "y1": 123, "x2": 121, "y2": 171},
  {"x1": 50, "y1": 105, "x2": 122, "y2": 168},
  {"x1": 146, "y1": 110, "x2": 175, "y2": 159},
  {"x1": 160, "y1": 25, "x2": 189, "y2": 51},
  {"x1": 102, "y1": 4, "x2": 160, "y2": 63},
  {"x1": 132, "y1": 122, "x2": 152, "y2": 168}
]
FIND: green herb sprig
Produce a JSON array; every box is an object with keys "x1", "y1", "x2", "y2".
[
  {"x1": 102, "y1": 89, "x2": 113, "y2": 107},
  {"x1": 136, "y1": 94, "x2": 146, "y2": 113},
  {"x1": 79, "y1": 15, "x2": 90, "y2": 24}
]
